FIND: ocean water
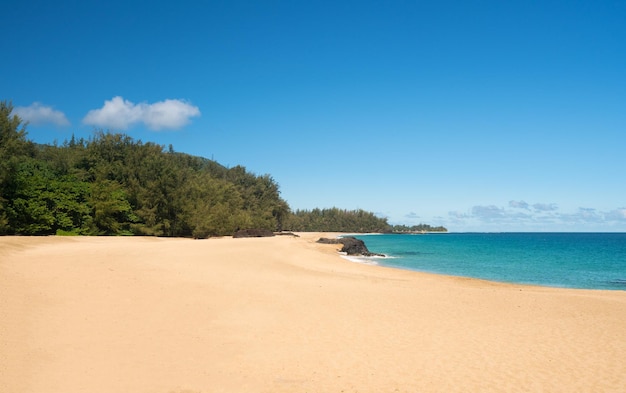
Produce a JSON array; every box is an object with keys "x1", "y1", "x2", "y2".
[{"x1": 351, "y1": 233, "x2": 626, "y2": 290}]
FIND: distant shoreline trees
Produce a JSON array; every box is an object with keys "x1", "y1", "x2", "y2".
[
  {"x1": 282, "y1": 208, "x2": 447, "y2": 233},
  {"x1": 284, "y1": 208, "x2": 390, "y2": 233},
  {"x1": 0, "y1": 100, "x2": 446, "y2": 237}
]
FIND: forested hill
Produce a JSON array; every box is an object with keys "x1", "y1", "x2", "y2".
[
  {"x1": 0, "y1": 102, "x2": 288, "y2": 237},
  {"x1": 1, "y1": 101, "x2": 446, "y2": 237}
]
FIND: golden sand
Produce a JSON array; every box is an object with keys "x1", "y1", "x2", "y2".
[{"x1": 2, "y1": 234, "x2": 626, "y2": 392}]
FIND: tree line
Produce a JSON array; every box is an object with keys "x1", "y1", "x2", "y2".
[
  {"x1": 1, "y1": 101, "x2": 288, "y2": 237},
  {"x1": 284, "y1": 208, "x2": 448, "y2": 233},
  {"x1": 284, "y1": 208, "x2": 391, "y2": 233},
  {"x1": 1, "y1": 101, "x2": 446, "y2": 237}
]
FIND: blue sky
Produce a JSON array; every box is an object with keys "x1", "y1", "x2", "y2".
[{"x1": 3, "y1": 0, "x2": 625, "y2": 231}]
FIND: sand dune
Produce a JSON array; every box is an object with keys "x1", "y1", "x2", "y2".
[{"x1": 2, "y1": 234, "x2": 626, "y2": 392}]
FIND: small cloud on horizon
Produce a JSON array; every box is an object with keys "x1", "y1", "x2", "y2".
[
  {"x1": 404, "y1": 212, "x2": 420, "y2": 220},
  {"x1": 509, "y1": 200, "x2": 530, "y2": 209},
  {"x1": 471, "y1": 205, "x2": 506, "y2": 221},
  {"x1": 13, "y1": 102, "x2": 70, "y2": 127},
  {"x1": 448, "y1": 211, "x2": 470, "y2": 220},
  {"x1": 83, "y1": 96, "x2": 201, "y2": 131},
  {"x1": 572, "y1": 207, "x2": 603, "y2": 222},
  {"x1": 532, "y1": 203, "x2": 558, "y2": 212},
  {"x1": 446, "y1": 200, "x2": 626, "y2": 230},
  {"x1": 606, "y1": 208, "x2": 626, "y2": 221}
]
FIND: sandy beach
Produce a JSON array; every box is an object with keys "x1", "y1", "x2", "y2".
[{"x1": 2, "y1": 234, "x2": 626, "y2": 393}]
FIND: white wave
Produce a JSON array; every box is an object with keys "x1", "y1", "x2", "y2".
[{"x1": 339, "y1": 252, "x2": 397, "y2": 265}]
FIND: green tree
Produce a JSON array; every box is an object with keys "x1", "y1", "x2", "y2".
[
  {"x1": 7, "y1": 159, "x2": 56, "y2": 234},
  {"x1": 4, "y1": 158, "x2": 93, "y2": 235},
  {"x1": 88, "y1": 180, "x2": 136, "y2": 235},
  {"x1": 0, "y1": 101, "x2": 35, "y2": 234},
  {"x1": 284, "y1": 207, "x2": 391, "y2": 233},
  {"x1": 0, "y1": 114, "x2": 292, "y2": 237},
  {"x1": 183, "y1": 173, "x2": 251, "y2": 238}
]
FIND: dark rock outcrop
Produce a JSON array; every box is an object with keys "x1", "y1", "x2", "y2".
[
  {"x1": 233, "y1": 228, "x2": 276, "y2": 238},
  {"x1": 317, "y1": 236, "x2": 384, "y2": 257}
]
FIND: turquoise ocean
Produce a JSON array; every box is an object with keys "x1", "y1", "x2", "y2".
[{"x1": 351, "y1": 233, "x2": 626, "y2": 290}]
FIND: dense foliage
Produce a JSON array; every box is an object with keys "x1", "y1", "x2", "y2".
[
  {"x1": 1, "y1": 100, "x2": 446, "y2": 237},
  {"x1": 283, "y1": 208, "x2": 448, "y2": 233},
  {"x1": 284, "y1": 208, "x2": 391, "y2": 233},
  {"x1": 0, "y1": 101, "x2": 288, "y2": 237}
]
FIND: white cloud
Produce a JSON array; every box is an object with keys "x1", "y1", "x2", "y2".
[
  {"x1": 509, "y1": 200, "x2": 530, "y2": 209},
  {"x1": 448, "y1": 211, "x2": 470, "y2": 219},
  {"x1": 404, "y1": 212, "x2": 420, "y2": 219},
  {"x1": 13, "y1": 102, "x2": 70, "y2": 127},
  {"x1": 82, "y1": 96, "x2": 142, "y2": 130},
  {"x1": 83, "y1": 96, "x2": 201, "y2": 130},
  {"x1": 578, "y1": 208, "x2": 604, "y2": 222},
  {"x1": 606, "y1": 208, "x2": 626, "y2": 221},
  {"x1": 472, "y1": 205, "x2": 506, "y2": 221},
  {"x1": 532, "y1": 203, "x2": 558, "y2": 212},
  {"x1": 142, "y1": 99, "x2": 201, "y2": 130},
  {"x1": 443, "y1": 200, "x2": 626, "y2": 231}
]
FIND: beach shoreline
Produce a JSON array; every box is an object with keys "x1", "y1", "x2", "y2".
[{"x1": 2, "y1": 233, "x2": 626, "y2": 392}]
